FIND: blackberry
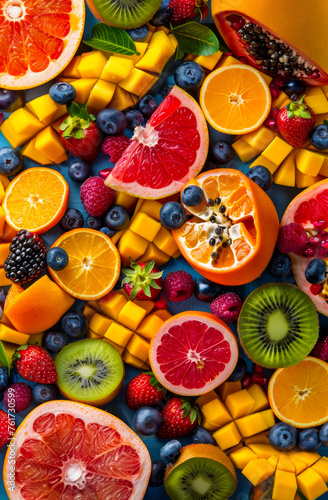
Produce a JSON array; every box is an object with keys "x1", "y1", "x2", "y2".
[{"x1": 4, "y1": 230, "x2": 46, "y2": 285}]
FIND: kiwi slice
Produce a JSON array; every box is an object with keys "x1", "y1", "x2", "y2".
[
  {"x1": 55, "y1": 339, "x2": 124, "y2": 406},
  {"x1": 86, "y1": 0, "x2": 162, "y2": 29},
  {"x1": 238, "y1": 283, "x2": 319, "y2": 369}
]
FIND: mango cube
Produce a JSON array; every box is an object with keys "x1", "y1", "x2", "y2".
[
  {"x1": 119, "y1": 42, "x2": 148, "y2": 65},
  {"x1": 248, "y1": 443, "x2": 280, "y2": 459},
  {"x1": 119, "y1": 68, "x2": 156, "y2": 97},
  {"x1": 1, "y1": 119, "x2": 32, "y2": 148},
  {"x1": 243, "y1": 432, "x2": 270, "y2": 446},
  {"x1": 0, "y1": 175, "x2": 10, "y2": 190},
  {"x1": 130, "y1": 212, "x2": 161, "y2": 242},
  {"x1": 289, "y1": 456, "x2": 308, "y2": 475},
  {"x1": 201, "y1": 417, "x2": 220, "y2": 432},
  {"x1": 136, "y1": 46, "x2": 172, "y2": 74},
  {"x1": 123, "y1": 350, "x2": 149, "y2": 370},
  {"x1": 272, "y1": 91, "x2": 289, "y2": 109},
  {"x1": 297, "y1": 468, "x2": 328, "y2": 500},
  {"x1": 235, "y1": 410, "x2": 273, "y2": 437},
  {"x1": 296, "y1": 168, "x2": 322, "y2": 188},
  {"x1": 0, "y1": 243, "x2": 10, "y2": 265},
  {"x1": 51, "y1": 104, "x2": 67, "y2": 122},
  {"x1": 63, "y1": 56, "x2": 81, "y2": 78},
  {"x1": 153, "y1": 226, "x2": 179, "y2": 256},
  {"x1": 305, "y1": 89, "x2": 328, "y2": 114},
  {"x1": 261, "y1": 409, "x2": 275, "y2": 428},
  {"x1": 232, "y1": 138, "x2": 260, "y2": 163},
  {"x1": 109, "y1": 85, "x2": 135, "y2": 111},
  {"x1": 319, "y1": 157, "x2": 328, "y2": 176},
  {"x1": 243, "y1": 126, "x2": 277, "y2": 151},
  {"x1": 272, "y1": 470, "x2": 297, "y2": 500},
  {"x1": 193, "y1": 51, "x2": 223, "y2": 71},
  {"x1": 87, "y1": 80, "x2": 116, "y2": 111},
  {"x1": 126, "y1": 333, "x2": 150, "y2": 362},
  {"x1": 137, "y1": 243, "x2": 170, "y2": 267},
  {"x1": 98, "y1": 291, "x2": 127, "y2": 320},
  {"x1": 229, "y1": 446, "x2": 258, "y2": 469},
  {"x1": 296, "y1": 148, "x2": 325, "y2": 176},
  {"x1": 249, "y1": 154, "x2": 280, "y2": 174},
  {"x1": 101, "y1": 56, "x2": 134, "y2": 83},
  {"x1": 26, "y1": 95, "x2": 59, "y2": 125},
  {"x1": 87, "y1": 329, "x2": 101, "y2": 340},
  {"x1": 242, "y1": 458, "x2": 275, "y2": 486},
  {"x1": 140, "y1": 201, "x2": 162, "y2": 221},
  {"x1": 0, "y1": 324, "x2": 30, "y2": 345},
  {"x1": 288, "y1": 450, "x2": 321, "y2": 466},
  {"x1": 217, "y1": 380, "x2": 242, "y2": 402},
  {"x1": 201, "y1": 398, "x2": 232, "y2": 427},
  {"x1": 89, "y1": 313, "x2": 113, "y2": 337},
  {"x1": 262, "y1": 136, "x2": 294, "y2": 165},
  {"x1": 9, "y1": 107, "x2": 44, "y2": 137},
  {"x1": 137, "y1": 314, "x2": 164, "y2": 340},
  {"x1": 311, "y1": 457, "x2": 328, "y2": 482},
  {"x1": 273, "y1": 150, "x2": 297, "y2": 186},
  {"x1": 35, "y1": 126, "x2": 67, "y2": 163},
  {"x1": 104, "y1": 322, "x2": 133, "y2": 347},
  {"x1": 71, "y1": 79, "x2": 97, "y2": 104},
  {"x1": 277, "y1": 453, "x2": 295, "y2": 473},
  {"x1": 168, "y1": 34, "x2": 178, "y2": 51},
  {"x1": 213, "y1": 421, "x2": 242, "y2": 450},
  {"x1": 118, "y1": 300, "x2": 147, "y2": 330},
  {"x1": 148, "y1": 31, "x2": 175, "y2": 55},
  {"x1": 133, "y1": 299, "x2": 154, "y2": 315},
  {"x1": 0, "y1": 181, "x2": 4, "y2": 205},
  {"x1": 196, "y1": 390, "x2": 219, "y2": 407},
  {"x1": 118, "y1": 229, "x2": 149, "y2": 266},
  {"x1": 0, "y1": 206, "x2": 5, "y2": 238},
  {"x1": 246, "y1": 384, "x2": 269, "y2": 413},
  {"x1": 21, "y1": 138, "x2": 53, "y2": 165},
  {"x1": 78, "y1": 51, "x2": 108, "y2": 78},
  {"x1": 83, "y1": 304, "x2": 96, "y2": 322},
  {"x1": 225, "y1": 390, "x2": 255, "y2": 419},
  {"x1": 115, "y1": 191, "x2": 137, "y2": 211},
  {"x1": 267, "y1": 455, "x2": 279, "y2": 468},
  {"x1": 152, "y1": 309, "x2": 172, "y2": 321},
  {"x1": 102, "y1": 337, "x2": 125, "y2": 354}
]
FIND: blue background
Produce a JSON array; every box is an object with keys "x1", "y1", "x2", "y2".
[{"x1": 0, "y1": 3, "x2": 328, "y2": 499}]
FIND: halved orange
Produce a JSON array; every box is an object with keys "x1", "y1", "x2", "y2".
[
  {"x1": 199, "y1": 65, "x2": 271, "y2": 134},
  {"x1": 268, "y1": 357, "x2": 328, "y2": 428},
  {"x1": 173, "y1": 169, "x2": 279, "y2": 286},
  {"x1": 48, "y1": 228, "x2": 121, "y2": 300},
  {"x1": 3, "y1": 167, "x2": 69, "y2": 234}
]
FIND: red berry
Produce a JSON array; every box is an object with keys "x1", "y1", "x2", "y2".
[
  {"x1": 15, "y1": 345, "x2": 57, "y2": 384},
  {"x1": 252, "y1": 374, "x2": 268, "y2": 386},
  {"x1": 242, "y1": 373, "x2": 252, "y2": 388},
  {"x1": 278, "y1": 223, "x2": 308, "y2": 254},
  {"x1": 168, "y1": 0, "x2": 208, "y2": 24},
  {"x1": 126, "y1": 373, "x2": 165, "y2": 410},
  {"x1": 154, "y1": 295, "x2": 168, "y2": 310},
  {"x1": 98, "y1": 168, "x2": 111, "y2": 180},
  {"x1": 310, "y1": 284, "x2": 323, "y2": 295},
  {"x1": 80, "y1": 177, "x2": 116, "y2": 217},
  {"x1": 3, "y1": 382, "x2": 32, "y2": 412},
  {"x1": 210, "y1": 292, "x2": 243, "y2": 323},
  {"x1": 0, "y1": 409, "x2": 15, "y2": 449},
  {"x1": 163, "y1": 270, "x2": 195, "y2": 302},
  {"x1": 312, "y1": 336, "x2": 328, "y2": 361},
  {"x1": 101, "y1": 135, "x2": 131, "y2": 164},
  {"x1": 253, "y1": 364, "x2": 264, "y2": 375}
]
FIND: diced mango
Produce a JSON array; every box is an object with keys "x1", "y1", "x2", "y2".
[
  {"x1": 123, "y1": 350, "x2": 150, "y2": 370},
  {"x1": 272, "y1": 470, "x2": 297, "y2": 500},
  {"x1": 109, "y1": 86, "x2": 135, "y2": 111},
  {"x1": 63, "y1": 56, "x2": 81, "y2": 78},
  {"x1": 272, "y1": 91, "x2": 289, "y2": 109},
  {"x1": 297, "y1": 468, "x2": 328, "y2": 500},
  {"x1": 201, "y1": 398, "x2": 232, "y2": 427},
  {"x1": 226, "y1": 443, "x2": 244, "y2": 455},
  {"x1": 136, "y1": 46, "x2": 171, "y2": 74},
  {"x1": 115, "y1": 191, "x2": 137, "y2": 211},
  {"x1": 111, "y1": 230, "x2": 124, "y2": 245},
  {"x1": 126, "y1": 333, "x2": 150, "y2": 362},
  {"x1": 267, "y1": 455, "x2": 278, "y2": 468},
  {"x1": 232, "y1": 138, "x2": 261, "y2": 163},
  {"x1": 296, "y1": 148, "x2": 325, "y2": 176},
  {"x1": 201, "y1": 417, "x2": 220, "y2": 432},
  {"x1": 35, "y1": 126, "x2": 67, "y2": 163},
  {"x1": 249, "y1": 154, "x2": 280, "y2": 174},
  {"x1": 153, "y1": 226, "x2": 179, "y2": 256},
  {"x1": 261, "y1": 409, "x2": 275, "y2": 428},
  {"x1": 118, "y1": 300, "x2": 147, "y2": 330},
  {"x1": 102, "y1": 336, "x2": 125, "y2": 354},
  {"x1": 148, "y1": 31, "x2": 175, "y2": 54},
  {"x1": 130, "y1": 212, "x2": 162, "y2": 241},
  {"x1": 119, "y1": 68, "x2": 156, "y2": 97},
  {"x1": 246, "y1": 384, "x2": 269, "y2": 413},
  {"x1": 319, "y1": 157, "x2": 328, "y2": 176},
  {"x1": 104, "y1": 322, "x2": 133, "y2": 347},
  {"x1": 243, "y1": 126, "x2": 277, "y2": 151},
  {"x1": 71, "y1": 78, "x2": 98, "y2": 104},
  {"x1": 21, "y1": 138, "x2": 52, "y2": 165},
  {"x1": 168, "y1": 34, "x2": 178, "y2": 51},
  {"x1": 296, "y1": 168, "x2": 322, "y2": 188},
  {"x1": 0, "y1": 243, "x2": 10, "y2": 265},
  {"x1": 277, "y1": 453, "x2": 295, "y2": 473},
  {"x1": 87, "y1": 80, "x2": 116, "y2": 112},
  {"x1": 0, "y1": 207, "x2": 5, "y2": 238},
  {"x1": 78, "y1": 51, "x2": 108, "y2": 78},
  {"x1": 213, "y1": 421, "x2": 242, "y2": 450},
  {"x1": 119, "y1": 42, "x2": 148, "y2": 65},
  {"x1": 243, "y1": 432, "x2": 270, "y2": 446},
  {"x1": 242, "y1": 458, "x2": 275, "y2": 486},
  {"x1": 98, "y1": 290, "x2": 127, "y2": 321},
  {"x1": 196, "y1": 390, "x2": 219, "y2": 407},
  {"x1": 137, "y1": 242, "x2": 170, "y2": 267},
  {"x1": 87, "y1": 328, "x2": 101, "y2": 339},
  {"x1": 0, "y1": 323, "x2": 29, "y2": 345},
  {"x1": 1, "y1": 119, "x2": 32, "y2": 148},
  {"x1": 248, "y1": 443, "x2": 280, "y2": 459},
  {"x1": 235, "y1": 410, "x2": 273, "y2": 437},
  {"x1": 26, "y1": 95, "x2": 59, "y2": 125},
  {"x1": 288, "y1": 450, "x2": 321, "y2": 467},
  {"x1": 118, "y1": 229, "x2": 149, "y2": 266},
  {"x1": 137, "y1": 314, "x2": 164, "y2": 340},
  {"x1": 225, "y1": 389, "x2": 255, "y2": 419},
  {"x1": 274, "y1": 156, "x2": 296, "y2": 187},
  {"x1": 101, "y1": 56, "x2": 134, "y2": 83},
  {"x1": 305, "y1": 89, "x2": 328, "y2": 115},
  {"x1": 0, "y1": 181, "x2": 4, "y2": 204},
  {"x1": 229, "y1": 446, "x2": 258, "y2": 469},
  {"x1": 140, "y1": 201, "x2": 162, "y2": 221},
  {"x1": 131, "y1": 198, "x2": 145, "y2": 221},
  {"x1": 311, "y1": 457, "x2": 328, "y2": 482},
  {"x1": 289, "y1": 455, "x2": 308, "y2": 475},
  {"x1": 217, "y1": 54, "x2": 243, "y2": 68},
  {"x1": 89, "y1": 313, "x2": 114, "y2": 337},
  {"x1": 83, "y1": 304, "x2": 96, "y2": 322},
  {"x1": 152, "y1": 309, "x2": 172, "y2": 321},
  {"x1": 51, "y1": 104, "x2": 67, "y2": 122},
  {"x1": 86, "y1": 300, "x2": 102, "y2": 313},
  {"x1": 155, "y1": 25, "x2": 170, "y2": 35},
  {"x1": 8, "y1": 107, "x2": 45, "y2": 137},
  {"x1": 262, "y1": 136, "x2": 294, "y2": 165},
  {"x1": 193, "y1": 51, "x2": 223, "y2": 71},
  {"x1": 0, "y1": 175, "x2": 10, "y2": 190},
  {"x1": 217, "y1": 380, "x2": 242, "y2": 402},
  {"x1": 133, "y1": 298, "x2": 154, "y2": 315}
]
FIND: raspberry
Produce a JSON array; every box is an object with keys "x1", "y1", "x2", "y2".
[
  {"x1": 210, "y1": 292, "x2": 243, "y2": 323},
  {"x1": 154, "y1": 295, "x2": 168, "y2": 309},
  {"x1": 0, "y1": 409, "x2": 15, "y2": 448},
  {"x1": 80, "y1": 177, "x2": 116, "y2": 217},
  {"x1": 3, "y1": 382, "x2": 32, "y2": 412},
  {"x1": 278, "y1": 223, "x2": 307, "y2": 254},
  {"x1": 101, "y1": 135, "x2": 131, "y2": 163},
  {"x1": 312, "y1": 336, "x2": 328, "y2": 361},
  {"x1": 163, "y1": 270, "x2": 195, "y2": 302}
]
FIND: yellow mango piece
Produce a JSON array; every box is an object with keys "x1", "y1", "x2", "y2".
[
  {"x1": 140, "y1": 201, "x2": 161, "y2": 221},
  {"x1": 104, "y1": 322, "x2": 133, "y2": 347},
  {"x1": 87, "y1": 329, "x2": 102, "y2": 339},
  {"x1": 242, "y1": 458, "x2": 275, "y2": 486},
  {"x1": 315, "y1": 112, "x2": 328, "y2": 128},
  {"x1": 51, "y1": 104, "x2": 67, "y2": 122},
  {"x1": 123, "y1": 350, "x2": 150, "y2": 370},
  {"x1": 78, "y1": 51, "x2": 108, "y2": 78},
  {"x1": 83, "y1": 304, "x2": 96, "y2": 322},
  {"x1": 0, "y1": 243, "x2": 10, "y2": 265},
  {"x1": 288, "y1": 450, "x2": 321, "y2": 467},
  {"x1": 137, "y1": 314, "x2": 164, "y2": 340},
  {"x1": 267, "y1": 455, "x2": 278, "y2": 468},
  {"x1": 119, "y1": 42, "x2": 148, "y2": 65},
  {"x1": 213, "y1": 421, "x2": 242, "y2": 450},
  {"x1": 102, "y1": 336, "x2": 125, "y2": 354},
  {"x1": 98, "y1": 291, "x2": 127, "y2": 321},
  {"x1": 297, "y1": 468, "x2": 328, "y2": 500},
  {"x1": 232, "y1": 137, "x2": 261, "y2": 163},
  {"x1": 168, "y1": 34, "x2": 178, "y2": 51},
  {"x1": 115, "y1": 191, "x2": 137, "y2": 211},
  {"x1": 118, "y1": 301, "x2": 147, "y2": 331},
  {"x1": 0, "y1": 207, "x2": 5, "y2": 238},
  {"x1": 130, "y1": 198, "x2": 145, "y2": 221},
  {"x1": 152, "y1": 309, "x2": 172, "y2": 321},
  {"x1": 289, "y1": 455, "x2": 308, "y2": 475},
  {"x1": 0, "y1": 181, "x2": 4, "y2": 204},
  {"x1": 153, "y1": 226, "x2": 179, "y2": 256},
  {"x1": 277, "y1": 453, "x2": 295, "y2": 473},
  {"x1": 193, "y1": 51, "x2": 223, "y2": 71},
  {"x1": 246, "y1": 384, "x2": 269, "y2": 413},
  {"x1": 243, "y1": 126, "x2": 277, "y2": 151},
  {"x1": 272, "y1": 91, "x2": 289, "y2": 109},
  {"x1": 126, "y1": 333, "x2": 150, "y2": 362},
  {"x1": 137, "y1": 242, "x2": 170, "y2": 267},
  {"x1": 63, "y1": 55, "x2": 81, "y2": 78},
  {"x1": 311, "y1": 457, "x2": 328, "y2": 482},
  {"x1": 196, "y1": 390, "x2": 219, "y2": 407},
  {"x1": 101, "y1": 56, "x2": 134, "y2": 83},
  {"x1": 155, "y1": 26, "x2": 170, "y2": 35},
  {"x1": 136, "y1": 46, "x2": 172, "y2": 74},
  {"x1": 111, "y1": 229, "x2": 124, "y2": 245},
  {"x1": 89, "y1": 313, "x2": 114, "y2": 337},
  {"x1": 130, "y1": 212, "x2": 162, "y2": 241},
  {"x1": 296, "y1": 148, "x2": 325, "y2": 176},
  {"x1": 26, "y1": 95, "x2": 59, "y2": 125},
  {"x1": 262, "y1": 136, "x2": 294, "y2": 165},
  {"x1": 1, "y1": 119, "x2": 32, "y2": 148},
  {"x1": 235, "y1": 410, "x2": 272, "y2": 437},
  {"x1": 8, "y1": 107, "x2": 45, "y2": 137},
  {"x1": 116, "y1": 288, "x2": 129, "y2": 300},
  {"x1": 201, "y1": 398, "x2": 233, "y2": 427},
  {"x1": 0, "y1": 323, "x2": 29, "y2": 345},
  {"x1": 226, "y1": 443, "x2": 244, "y2": 455},
  {"x1": 118, "y1": 229, "x2": 149, "y2": 266},
  {"x1": 119, "y1": 68, "x2": 156, "y2": 97},
  {"x1": 86, "y1": 300, "x2": 102, "y2": 313},
  {"x1": 148, "y1": 31, "x2": 175, "y2": 53},
  {"x1": 296, "y1": 168, "x2": 322, "y2": 189},
  {"x1": 273, "y1": 156, "x2": 296, "y2": 187},
  {"x1": 319, "y1": 157, "x2": 328, "y2": 176},
  {"x1": 201, "y1": 417, "x2": 219, "y2": 432},
  {"x1": 218, "y1": 55, "x2": 243, "y2": 68},
  {"x1": 225, "y1": 389, "x2": 255, "y2": 420},
  {"x1": 0, "y1": 311, "x2": 12, "y2": 327},
  {"x1": 133, "y1": 298, "x2": 154, "y2": 315},
  {"x1": 21, "y1": 137, "x2": 53, "y2": 165},
  {"x1": 248, "y1": 444, "x2": 280, "y2": 459},
  {"x1": 71, "y1": 79, "x2": 98, "y2": 104},
  {"x1": 305, "y1": 90, "x2": 328, "y2": 115},
  {"x1": 229, "y1": 446, "x2": 258, "y2": 469},
  {"x1": 261, "y1": 409, "x2": 275, "y2": 428},
  {"x1": 35, "y1": 126, "x2": 67, "y2": 163},
  {"x1": 217, "y1": 380, "x2": 242, "y2": 402},
  {"x1": 243, "y1": 432, "x2": 270, "y2": 446},
  {"x1": 1, "y1": 223, "x2": 16, "y2": 243},
  {"x1": 272, "y1": 470, "x2": 297, "y2": 500},
  {"x1": 109, "y1": 86, "x2": 135, "y2": 111},
  {"x1": 249, "y1": 154, "x2": 280, "y2": 174},
  {"x1": 0, "y1": 175, "x2": 10, "y2": 190},
  {"x1": 87, "y1": 80, "x2": 116, "y2": 112}
]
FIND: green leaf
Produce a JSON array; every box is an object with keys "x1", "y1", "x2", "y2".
[
  {"x1": 83, "y1": 23, "x2": 139, "y2": 56},
  {"x1": 171, "y1": 22, "x2": 219, "y2": 57},
  {"x1": 0, "y1": 341, "x2": 10, "y2": 374},
  {"x1": 73, "y1": 128, "x2": 85, "y2": 140},
  {"x1": 130, "y1": 284, "x2": 140, "y2": 300},
  {"x1": 143, "y1": 283, "x2": 151, "y2": 297},
  {"x1": 324, "y1": 120, "x2": 328, "y2": 127},
  {"x1": 176, "y1": 46, "x2": 185, "y2": 60},
  {"x1": 144, "y1": 261, "x2": 155, "y2": 275},
  {"x1": 80, "y1": 104, "x2": 89, "y2": 122}
]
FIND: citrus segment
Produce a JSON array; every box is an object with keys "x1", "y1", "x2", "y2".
[
  {"x1": 3, "y1": 167, "x2": 69, "y2": 234},
  {"x1": 105, "y1": 86, "x2": 209, "y2": 199},
  {"x1": 48, "y1": 228, "x2": 121, "y2": 300},
  {"x1": 199, "y1": 65, "x2": 271, "y2": 134},
  {"x1": 268, "y1": 357, "x2": 328, "y2": 428},
  {"x1": 3, "y1": 401, "x2": 151, "y2": 499},
  {"x1": 149, "y1": 311, "x2": 238, "y2": 396}
]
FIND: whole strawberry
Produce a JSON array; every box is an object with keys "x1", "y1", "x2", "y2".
[
  {"x1": 126, "y1": 372, "x2": 165, "y2": 410},
  {"x1": 169, "y1": 0, "x2": 209, "y2": 24},
  {"x1": 0, "y1": 409, "x2": 15, "y2": 448},
  {"x1": 122, "y1": 259, "x2": 163, "y2": 300},
  {"x1": 14, "y1": 345, "x2": 57, "y2": 384},
  {"x1": 277, "y1": 96, "x2": 315, "y2": 148},
  {"x1": 59, "y1": 103, "x2": 101, "y2": 162},
  {"x1": 157, "y1": 397, "x2": 201, "y2": 438}
]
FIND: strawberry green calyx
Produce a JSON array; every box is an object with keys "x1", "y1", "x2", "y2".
[
  {"x1": 59, "y1": 102, "x2": 96, "y2": 139},
  {"x1": 286, "y1": 95, "x2": 312, "y2": 120},
  {"x1": 146, "y1": 371, "x2": 166, "y2": 397},
  {"x1": 180, "y1": 398, "x2": 201, "y2": 425},
  {"x1": 122, "y1": 258, "x2": 163, "y2": 300}
]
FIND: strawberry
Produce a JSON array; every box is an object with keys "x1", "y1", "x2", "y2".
[
  {"x1": 59, "y1": 102, "x2": 101, "y2": 162},
  {"x1": 157, "y1": 397, "x2": 201, "y2": 438},
  {"x1": 13, "y1": 345, "x2": 57, "y2": 384},
  {"x1": 169, "y1": 0, "x2": 209, "y2": 24},
  {"x1": 126, "y1": 372, "x2": 165, "y2": 410},
  {"x1": 0, "y1": 410, "x2": 15, "y2": 449},
  {"x1": 122, "y1": 259, "x2": 163, "y2": 300},
  {"x1": 277, "y1": 96, "x2": 315, "y2": 148}
]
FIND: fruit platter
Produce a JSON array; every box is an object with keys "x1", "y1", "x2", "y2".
[{"x1": 3, "y1": 0, "x2": 328, "y2": 498}]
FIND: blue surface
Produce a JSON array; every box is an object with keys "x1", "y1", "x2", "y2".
[{"x1": 1, "y1": 3, "x2": 328, "y2": 499}]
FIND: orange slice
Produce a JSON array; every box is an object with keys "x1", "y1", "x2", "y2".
[
  {"x1": 199, "y1": 65, "x2": 271, "y2": 134},
  {"x1": 3, "y1": 167, "x2": 69, "y2": 234},
  {"x1": 268, "y1": 357, "x2": 328, "y2": 428},
  {"x1": 48, "y1": 228, "x2": 121, "y2": 300},
  {"x1": 0, "y1": 0, "x2": 85, "y2": 89}
]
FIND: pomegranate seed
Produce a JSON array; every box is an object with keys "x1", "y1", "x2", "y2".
[
  {"x1": 253, "y1": 364, "x2": 264, "y2": 375},
  {"x1": 154, "y1": 295, "x2": 167, "y2": 310},
  {"x1": 241, "y1": 373, "x2": 252, "y2": 388},
  {"x1": 271, "y1": 75, "x2": 288, "y2": 88},
  {"x1": 99, "y1": 168, "x2": 111, "y2": 179},
  {"x1": 310, "y1": 284, "x2": 323, "y2": 295},
  {"x1": 264, "y1": 119, "x2": 277, "y2": 130},
  {"x1": 313, "y1": 220, "x2": 326, "y2": 230},
  {"x1": 304, "y1": 247, "x2": 316, "y2": 256},
  {"x1": 309, "y1": 237, "x2": 320, "y2": 246},
  {"x1": 317, "y1": 248, "x2": 328, "y2": 257},
  {"x1": 271, "y1": 107, "x2": 279, "y2": 119},
  {"x1": 321, "y1": 241, "x2": 328, "y2": 249},
  {"x1": 226, "y1": 14, "x2": 245, "y2": 31},
  {"x1": 239, "y1": 57, "x2": 249, "y2": 65},
  {"x1": 269, "y1": 84, "x2": 280, "y2": 99},
  {"x1": 252, "y1": 374, "x2": 268, "y2": 386},
  {"x1": 312, "y1": 70, "x2": 321, "y2": 79},
  {"x1": 320, "y1": 231, "x2": 328, "y2": 238}
]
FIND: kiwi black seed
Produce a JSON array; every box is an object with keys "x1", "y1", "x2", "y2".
[
  {"x1": 55, "y1": 339, "x2": 124, "y2": 406},
  {"x1": 238, "y1": 283, "x2": 319, "y2": 369},
  {"x1": 87, "y1": 0, "x2": 162, "y2": 29}
]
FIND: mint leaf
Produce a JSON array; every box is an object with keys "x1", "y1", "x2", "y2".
[
  {"x1": 83, "y1": 23, "x2": 139, "y2": 56},
  {"x1": 0, "y1": 341, "x2": 10, "y2": 375},
  {"x1": 171, "y1": 22, "x2": 219, "y2": 56}
]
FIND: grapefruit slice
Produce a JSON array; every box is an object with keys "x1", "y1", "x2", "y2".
[
  {"x1": 105, "y1": 86, "x2": 209, "y2": 200},
  {"x1": 3, "y1": 400, "x2": 151, "y2": 499},
  {"x1": 0, "y1": 0, "x2": 85, "y2": 89},
  {"x1": 149, "y1": 311, "x2": 239, "y2": 396}
]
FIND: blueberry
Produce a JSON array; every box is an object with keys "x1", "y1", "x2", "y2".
[
  {"x1": 125, "y1": 109, "x2": 144, "y2": 129},
  {"x1": 310, "y1": 124, "x2": 328, "y2": 150},
  {"x1": 0, "y1": 89, "x2": 20, "y2": 111},
  {"x1": 299, "y1": 428, "x2": 321, "y2": 451},
  {"x1": 126, "y1": 25, "x2": 149, "y2": 42},
  {"x1": 269, "y1": 422, "x2": 298, "y2": 451},
  {"x1": 32, "y1": 383, "x2": 58, "y2": 405},
  {"x1": 62, "y1": 311, "x2": 88, "y2": 339},
  {"x1": 194, "y1": 278, "x2": 222, "y2": 303},
  {"x1": 151, "y1": 6, "x2": 172, "y2": 26},
  {"x1": 160, "y1": 202, "x2": 187, "y2": 229},
  {"x1": 96, "y1": 109, "x2": 127, "y2": 135},
  {"x1": 268, "y1": 251, "x2": 292, "y2": 277},
  {"x1": 42, "y1": 331, "x2": 68, "y2": 353},
  {"x1": 160, "y1": 440, "x2": 182, "y2": 463},
  {"x1": 247, "y1": 166, "x2": 273, "y2": 191},
  {"x1": 0, "y1": 366, "x2": 10, "y2": 392},
  {"x1": 105, "y1": 205, "x2": 130, "y2": 231},
  {"x1": 68, "y1": 160, "x2": 91, "y2": 183},
  {"x1": 49, "y1": 82, "x2": 76, "y2": 105},
  {"x1": 133, "y1": 406, "x2": 163, "y2": 436},
  {"x1": 0, "y1": 147, "x2": 22, "y2": 176},
  {"x1": 192, "y1": 426, "x2": 217, "y2": 446},
  {"x1": 228, "y1": 357, "x2": 248, "y2": 382},
  {"x1": 138, "y1": 95, "x2": 159, "y2": 117},
  {"x1": 161, "y1": 85, "x2": 174, "y2": 99},
  {"x1": 100, "y1": 227, "x2": 116, "y2": 237},
  {"x1": 86, "y1": 216, "x2": 102, "y2": 230},
  {"x1": 201, "y1": 161, "x2": 218, "y2": 173},
  {"x1": 320, "y1": 422, "x2": 328, "y2": 446},
  {"x1": 174, "y1": 62, "x2": 205, "y2": 92},
  {"x1": 281, "y1": 78, "x2": 307, "y2": 98},
  {"x1": 181, "y1": 185, "x2": 204, "y2": 207},
  {"x1": 149, "y1": 460, "x2": 166, "y2": 487},
  {"x1": 305, "y1": 258, "x2": 327, "y2": 284},
  {"x1": 210, "y1": 141, "x2": 234, "y2": 165},
  {"x1": 60, "y1": 208, "x2": 84, "y2": 231},
  {"x1": 46, "y1": 247, "x2": 69, "y2": 271}
]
